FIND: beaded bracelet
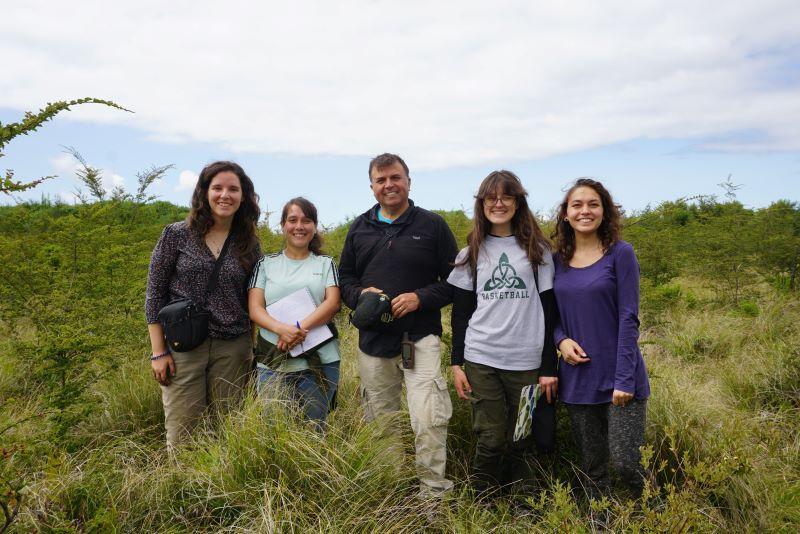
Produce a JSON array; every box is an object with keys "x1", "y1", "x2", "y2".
[{"x1": 150, "y1": 350, "x2": 171, "y2": 361}]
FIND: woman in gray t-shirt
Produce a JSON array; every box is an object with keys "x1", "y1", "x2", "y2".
[{"x1": 447, "y1": 170, "x2": 558, "y2": 494}]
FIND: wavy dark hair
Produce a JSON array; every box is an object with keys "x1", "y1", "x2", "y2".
[
  {"x1": 456, "y1": 170, "x2": 549, "y2": 272},
  {"x1": 186, "y1": 161, "x2": 261, "y2": 272},
  {"x1": 280, "y1": 197, "x2": 324, "y2": 256},
  {"x1": 553, "y1": 177, "x2": 621, "y2": 265}
]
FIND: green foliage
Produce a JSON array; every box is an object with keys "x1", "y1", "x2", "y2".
[
  {"x1": 625, "y1": 197, "x2": 800, "y2": 302},
  {"x1": 755, "y1": 200, "x2": 800, "y2": 290},
  {"x1": 64, "y1": 146, "x2": 106, "y2": 201},
  {"x1": 0, "y1": 98, "x2": 129, "y2": 195},
  {"x1": 641, "y1": 282, "x2": 682, "y2": 324},
  {"x1": 64, "y1": 146, "x2": 174, "y2": 204},
  {"x1": 736, "y1": 300, "x2": 760, "y2": 317},
  {"x1": 135, "y1": 164, "x2": 175, "y2": 203},
  {"x1": 0, "y1": 198, "x2": 798, "y2": 531},
  {"x1": 625, "y1": 202, "x2": 688, "y2": 285}
]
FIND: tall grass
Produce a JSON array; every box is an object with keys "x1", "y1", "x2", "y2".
[{"x1": 2, "y1": 284, "x2": 798, "y2": 531}]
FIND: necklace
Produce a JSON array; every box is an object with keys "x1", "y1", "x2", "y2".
[{"x1": 206, "y1": 233, "x2": 229, "y2": 257}]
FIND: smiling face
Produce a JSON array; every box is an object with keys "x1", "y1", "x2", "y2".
[
  {"x1": 483, "y1": 186, "x2": 517, "y2": 235},
  {"x1": 565, "y1": 186, "x2": 604, "y2": 236},
  {"x1": 282, "y1": 203, "x2": 316, "y2": 250},
  {"x1": 207, "y1": 171, "x2": 243, "y2": 223},
  {"x1": 369, "y1": 161, "x2": 411, "y2": 215}
]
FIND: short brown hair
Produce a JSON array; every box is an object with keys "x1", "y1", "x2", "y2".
[{"x1": 368, "y1": 153, "x2": 409, "y2": 180}]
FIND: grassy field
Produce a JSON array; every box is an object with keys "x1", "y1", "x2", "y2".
[{"x1": 0, "y1": 200, "x2": 798, "y2": 532}]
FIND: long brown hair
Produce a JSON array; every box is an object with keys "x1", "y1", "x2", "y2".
[
  {"x1": 456, "y1": 170, "x2": 549, "y2": 272},
  {"x1": 280, "y1": 197, "x2": 324, "y2": 256},
  {"x1": 186, "y1": 161, "x2": 261, "y2": 272},
  {"x1": 553, "y1": 178, "x2": 621, "y2": 265}
]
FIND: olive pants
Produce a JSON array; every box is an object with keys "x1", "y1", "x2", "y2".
[
  {"x1": 161, "y1": 333, "x2": 253, "y2": 445},
  {"x1": 464, "y1": 360, "x2": 539, "y2": 493}
]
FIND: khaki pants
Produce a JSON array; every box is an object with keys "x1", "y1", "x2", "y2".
[
  {"x1": 161, "y1": 333, "x2": 253, "y2": 445},
  {"x1": 358, "y1": 334, "x2": 454, "y2": 494}
]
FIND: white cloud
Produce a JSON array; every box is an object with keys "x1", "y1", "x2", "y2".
[
  {"x1": 50, "y1": 153, "x2": 79, "y2": 176},
  {"x1": 108, "y1": 172, "x2": 125, "y2": 188},
  {"x1": 3, "y1": 1, "x2": 800, "y2": 168},
  {"x1": 176, "y1": 170, "x2": 198, "y2": 192}
]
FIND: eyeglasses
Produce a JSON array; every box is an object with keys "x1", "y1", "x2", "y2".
[{"x1": 483, "y1": 195, "x2": 516, "y2": 206}]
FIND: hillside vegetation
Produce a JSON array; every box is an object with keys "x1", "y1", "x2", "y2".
[{"x1": 0, "y1": 197, "x2": 798, "y2": 532}]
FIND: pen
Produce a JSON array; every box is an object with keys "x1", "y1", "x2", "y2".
[{"x1": 296, "y1": 321, "x2": 304, "y2": 353}]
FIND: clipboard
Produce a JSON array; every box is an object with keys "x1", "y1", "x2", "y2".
[{"x1": 266, "y1": 287, "x2": 334, "y2": 357}]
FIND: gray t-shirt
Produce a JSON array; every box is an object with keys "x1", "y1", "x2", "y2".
[{"x1": 447, "y1": 236, "x2": 554, "y2": 371}]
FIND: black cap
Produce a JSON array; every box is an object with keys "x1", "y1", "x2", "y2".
[{"x1": 350, "y1": 291, "x2": 394, "y2": 330}]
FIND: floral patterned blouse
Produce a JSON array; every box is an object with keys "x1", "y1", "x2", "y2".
[{"x1": 145, "y1": 221, "x2": 258, "y2": 339}]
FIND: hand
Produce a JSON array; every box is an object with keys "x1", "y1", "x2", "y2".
[
  {"x1": 559, "y1": 338, "x2": 590, "y2": 366},
  {"x1": 612, "y1": 389, "x2": 634, "y2": 407},
  {"x1": 152, "y1": 355, "x2": 175, "y2": 386},
  {"x1": 391, "y1": 292, "x2": 420, "y2": 318},
  {"x1": 275, "y1": 323, "x2": 308, "y2": 352},
  {"x1": 538, "y1": 375, "x2": 558, "y2": 404},
  {"x1": 361, "y1": 287, "x2": 383, "y2": 294},
  {"x1": 451, "y1": 365, "x2": 472, "y2": 400}
]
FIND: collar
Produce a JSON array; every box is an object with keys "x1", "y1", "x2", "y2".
[{"x1": 369, "y1": 199, "x2": 416, "y2": 225}]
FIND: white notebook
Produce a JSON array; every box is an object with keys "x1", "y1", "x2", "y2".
[{"x1": 266, "y1": 287, "x2": 334, "y2": 357}]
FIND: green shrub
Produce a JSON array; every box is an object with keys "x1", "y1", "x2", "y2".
[
  {"x1": 3, "y1": 199, "x2": 800, "y2": 532},
  {"x1": 683, "y1": 289, "x2": 698, "y2": 309},
  {"x1": 736, "y1": 300, "x2": 760, "y2": 317}
]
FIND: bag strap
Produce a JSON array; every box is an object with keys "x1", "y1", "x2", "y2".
[
  {"x1": 356, "y1": 224, "x2": 405, "y2": 278},
  {"x1": 202, "y1": 232, "x2": 234, "y2": 304}
]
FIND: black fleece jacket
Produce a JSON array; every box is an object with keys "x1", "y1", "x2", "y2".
[{"x1": 338, "y1": 201, "x2": 458, "y2": 357}]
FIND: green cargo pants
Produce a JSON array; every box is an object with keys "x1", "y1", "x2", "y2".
[{"x1": 464, "y1": 360, "x2": 539, "y2": 493}]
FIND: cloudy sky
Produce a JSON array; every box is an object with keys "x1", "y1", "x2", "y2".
[{"x1": 2, "y1": 0, "x2": 798, "y2": 226}]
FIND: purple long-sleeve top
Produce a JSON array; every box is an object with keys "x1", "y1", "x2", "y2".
[{"x1": 554, "y1": 240, "x2": 650, "y2": 404}]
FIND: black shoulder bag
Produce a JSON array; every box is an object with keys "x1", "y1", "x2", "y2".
[{"x1": 157, "y1": 234, "x2": 233, "y2": 352}]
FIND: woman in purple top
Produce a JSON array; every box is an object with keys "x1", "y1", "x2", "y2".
[{"x1": 553, "y1": 178, "x2": 650, "y2": 498}]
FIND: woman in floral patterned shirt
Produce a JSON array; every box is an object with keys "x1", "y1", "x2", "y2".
[{"x1": 145, "y1": 161, "x2": 261, "y2": 445}]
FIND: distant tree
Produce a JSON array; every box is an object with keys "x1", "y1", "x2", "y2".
[
  {"x1": 135, "y1": 164, "x2": 174, "y2": 203},
  {"x1": 624, "y1": 200, "x2": 700, "y2": 285},
  {"x1": 688, "y1": 198, "x2": 758, "y2": 303},
  {"x1": 66, "y1": 147, "x2": 173, "y2": 204},
  {"x1": 717, "y1": 174, "x2": 743, "y2": 202},
  {"x1": 755, "y1": 200, "x2": 800, "y2": 290},
  {"x1": 0, "y1": 98, "x2": 129, "y2": 195},
  {"x1": 64, "y1": 146, "x2": 106, "y2": 201}
]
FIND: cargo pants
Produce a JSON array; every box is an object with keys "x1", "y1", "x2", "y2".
[
  {"x1": 161, "y1": 332, "x2": 253, "y2": 445},
  {"x1": 358, "y1": 334, "x2": 454, "y2": 495},
  {"x1": 464, "y1": 360, "x2": 539, "y2": 493}
]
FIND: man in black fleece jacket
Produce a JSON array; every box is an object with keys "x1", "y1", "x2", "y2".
[{"x1": 339, "y1": 153, "x2": 458, "y2": 496}]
